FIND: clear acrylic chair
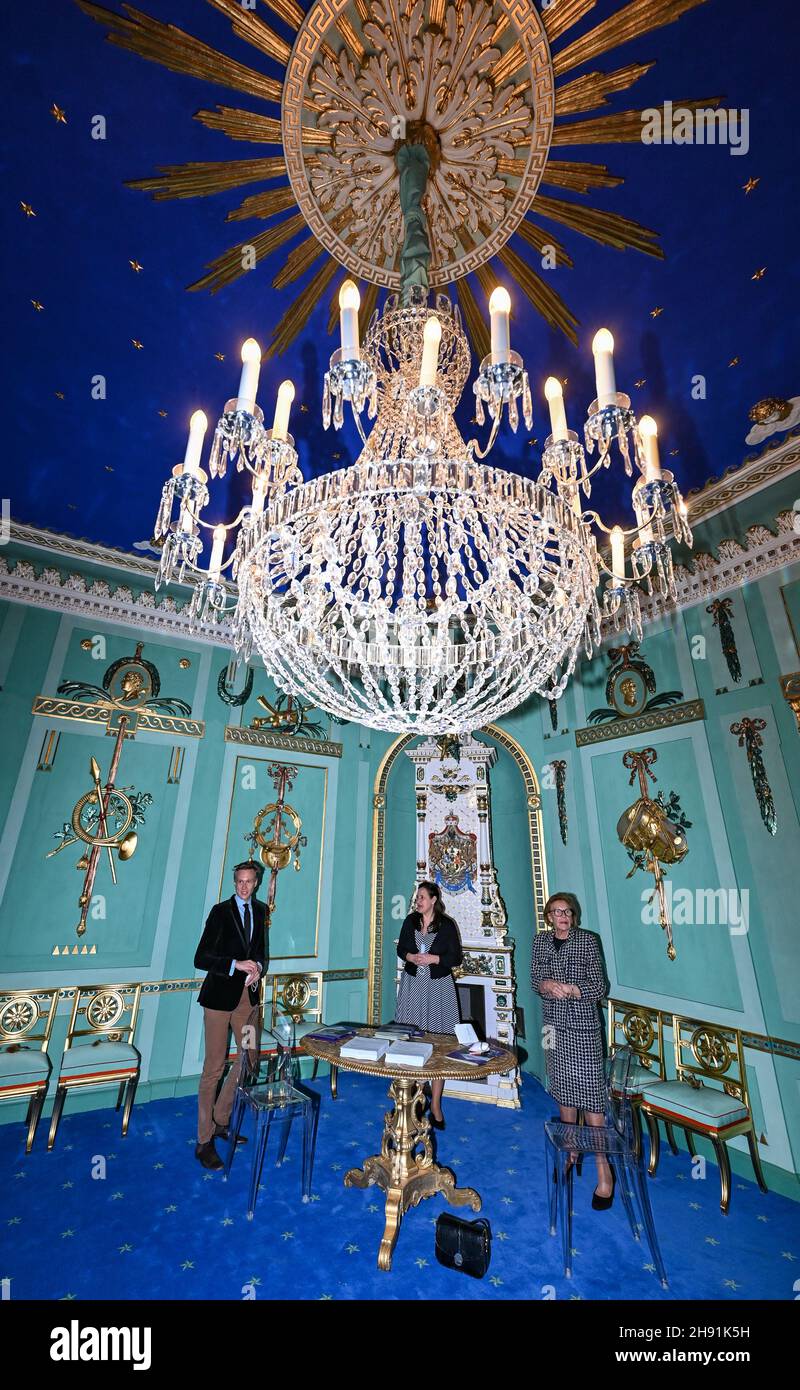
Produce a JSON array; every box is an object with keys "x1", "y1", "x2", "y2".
[
  {"x1": 224, "y1": 1007, "x2": 320, "y2": 1220},
  {"x1": 544, "y1": 1045, "x2": 668, "y2": 1287}
]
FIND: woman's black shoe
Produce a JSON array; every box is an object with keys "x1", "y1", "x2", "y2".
[
  {"x1": 430, "y1": 1113, "x2": 445, "y2": 1130},
  {"x1": 591, "y1": 1163, "x2": 616, "y2": 1210}
]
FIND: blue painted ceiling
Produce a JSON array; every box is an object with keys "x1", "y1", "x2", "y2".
[{"x1": 3, "y1": 0, "x2": 798, "y2": 556}]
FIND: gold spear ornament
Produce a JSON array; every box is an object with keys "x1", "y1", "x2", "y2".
[
  {"x1": 617, "y1": 748, "x2": 690, "y2": 961},
  {"x1": 245, "y1": 763, "x2": 308, "y2": 929}
]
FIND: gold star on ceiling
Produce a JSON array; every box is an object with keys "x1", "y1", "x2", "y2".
[
  {"x1": 31, "y1": 300, "x2": 44, "y2": 311},
  {"x1": 729, "y1": 356, "x2": 740, "y2": 367},
  {"x1": 131, "y1": 339, "x2": 143, "y2": 349},
  {"x1": 50, "y1": 103, "x2": 67, "y2": 123},
  {"x1": 650, "y1": 306, "x2": 664, "y2": 318},
  {"x1": 158, "y1": 409, "x2": 167, "y2": 417},
  {"x1": 104, "y1": 465, "x2": 114, "y2": 472},
  {"x1": 214, "y1": 352, "x2": 225, "y2": 362},
  {"x1": 669, "y1": 448, "x2": 679, "y2": 456},
  {"x1": 55, "y1": 391, "x2": 65, "y2": 400},
  {"x1": 129, "y1": 259, "x2": 143, "y2": 273},
  {"x1": 299, "y1": 402, "x2": 309, "y2": 413},
  {"x1": 635, "y1": 378, "x2": 646, "y2": 388},
  {"x1": 20, "y1": 202, "x2": 35, "y2": 217},
  {"x1": 742, "y1": 177, "x2": 760, "y2": 194},
  {"x1": 751, "y1": 267, "x2": 766, "y2": 280}
]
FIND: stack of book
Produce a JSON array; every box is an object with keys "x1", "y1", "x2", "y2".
[
  {"x1": 339, "y1": 1035, "x2": 389, "y2": 1062},
  {"x1": 372, "y1": 1022, "x2": 425, "y2": 1042},
  {"x1": 383, "y1": 1039, "x2": 433, "y2": 1068},
  {"x1": 304, "y1": 1024, "x2": 357, "y2": 1046}
]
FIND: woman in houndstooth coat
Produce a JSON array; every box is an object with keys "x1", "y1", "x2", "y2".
[{"x1": 530, "y1": 891, "x2": 614, "y2": 1203}]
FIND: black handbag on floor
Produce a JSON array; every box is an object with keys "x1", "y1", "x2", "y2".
[{"x1": 434, "y1": 1212, "x2": 492, "y2": 1278}]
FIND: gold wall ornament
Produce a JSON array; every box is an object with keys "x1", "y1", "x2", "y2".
[
  {"x1": 244, "y1": 762, "x2": 308, "y2": 922},
  {"x1": 617, "y1": 747, "x2": 691, "y2": 960},
  {"x1": 780, "y1": 673, "x2": 800, "y2": 733}
]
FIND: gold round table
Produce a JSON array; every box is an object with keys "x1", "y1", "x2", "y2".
[{"x1": 300, "y1": 1032, "x2": 517, "y2": 1270}]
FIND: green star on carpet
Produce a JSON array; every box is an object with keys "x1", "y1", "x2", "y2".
[
  {"x1": 164, "y1": 1205, "x2": 177, "y2": 1213},
  {"x1": 415, "y1": 1258, "x2": 428, "y2": 1268},
  {"x1": 689, "y1": 1202, "x2": 701, "y2": 1209},
  {"x1": 282, "y1": 1231, "x2": 294, "y2": 1240},
  {"x1": 181, "y1": 1261, "x2": 194, "y2": 1271},
  {"x1": 489, "y1": 1276, "x2": 503, "y2": 1286},
  {"x1": 675, "y1": 1174, "x2": 686, "y2": 1180},
  {"x1": 331, "y1": 1163, "x2": 342, "y2": 1171},
  {"x1": 570, "y1": 1248, "x2": 580, "y2": 1257},
  {"x1": 510, "y1": 1144, "x2": 520, "y2": 1152},
  {"x1": 506, "y1": 1168, "x2": 517, "y2": 1175},
  {"x1": 458, "y1": 1137, "x2": 469, "y2": 1144},
  {"x1": 569, "y1": 1294, "x2": 583, "y2": 1301},
  {"x1": 62, "y1": 1182, "x2": 73, "y2": 1189},
  {"x1": 346, "y1": 1244, "x2": 359, "y2": 1254},
  {"x1": 65, "y1": 1145, "x2": 74, "y2": 1152},
  {"x1": 60, "y1": 1294, "x2": 76, "y2": 1301},
  {"x1": 61, "y1": 1230, "x2": 75, "y2": 1238},
  {"x1": 781, "y1": 1251, "x2": 797, "y2": 1260},
  {"x1": 309, "y1": 1194, "x2": 320, "y2": 1202},
  {"x1": 14, "y1": 1172, "x2": 25, "y2": 1179},
  {"x1": 643, "y1": 1263, "x2": 656, "y2": 1273},
  {"x1": 247, "y1": 1276, "x2": 262, "y2": 1285},
  {"x1": 153, "y1": 1163, "x2": 164, "y2": 1170},
  {"x1": 7, "y1": 1218, "x2": 21, "y2": 1226},
  {"x1": 319, "y1": 1294, "x2": 333, "y2": 1300},
  {"x1": 496, "y1": 1232, "x2": 509, "y2": 1241},
  {"x1": 501, "y1": 1196, "x2": 513, "y2": 1205},
  {"x1": 705, "y1": 1237, "x2": 719, "y2": 1246},
  {"x1": 757, "y1": 1215, "x2": 769, "y2": 1222},
  {"x1": 723, "y1": 1279, "x2": 740, "y2": 1290},
  {"x1": 118, "y1": 1245, "x2": 133, "y2": 1253},
  {"x1": 221, "y1": 1218, "x2": 233, "y2": 1226}
]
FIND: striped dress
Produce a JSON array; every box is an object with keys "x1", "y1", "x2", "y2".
[
  {"x1": 530, "y1": 927, "x2": 608, "y2": 1113},
  {"x1": 395, "y1": 928, "x2": 461, "y2": 1034}
]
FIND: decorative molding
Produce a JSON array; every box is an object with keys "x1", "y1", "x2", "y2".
[
  {"x1": 224, "y1": 725, "x2": 342, "y2": 758},
  {"x1": 681, "y1": 434, "x2": 800, "y2": 526},
  {"x1": 575, "y1": 698, "x2": 705, "y2": 747},
  {"x1": 633, "y1": 511, "x2": 800, "y2": 629},
  {"x1": 32, "y1": 695, "x2": 205, "y2": 739},
  {"x1": 0, "y1": 968, "x2": 368, "y2": 1004},
  {"x1": 0, "y1": 553, "x2": 235, "y2": 648}
]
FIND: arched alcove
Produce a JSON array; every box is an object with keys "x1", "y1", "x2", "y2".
[{"x1": 368, "y1": 726, "x2": 549, "y2": 1087}]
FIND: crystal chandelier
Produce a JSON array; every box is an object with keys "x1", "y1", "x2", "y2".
[
  {"x1": 153, "y1": 286, "x2": 692, "y2": 734},
  {"x1": 153, "y1": 142, "x2": 692, "y2": 735}
]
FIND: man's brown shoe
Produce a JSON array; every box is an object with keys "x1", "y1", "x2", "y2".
[
  {"x1": 213, "y1": 1124, "x2": 247, "y2": 1145},
  {"x1": 195, "y1": 1140, "x2": 224, "y2": 1170}
]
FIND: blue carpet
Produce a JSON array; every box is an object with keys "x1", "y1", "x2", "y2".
[{"x1": 1, "y1": 1074, "x2": 797, "y2": 1301}]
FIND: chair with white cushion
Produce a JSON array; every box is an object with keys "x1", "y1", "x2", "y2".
[
  {"x1": 47, "y1": 984, "x2": 142, "y2": 1150},
  {"x1": 607, "y1": 999, "x2": 666, "y2": 1158},
  {"x1": 639, "y1": 1014, "x2": 767, "y2": 1213},
  {"x1": 0, "y1": 989, "x2": 59, "y2": 1151}
]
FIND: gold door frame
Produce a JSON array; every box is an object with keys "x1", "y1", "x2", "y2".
[{"x1": 367, "y1": 724, "x2": 549, "y2": 1024}]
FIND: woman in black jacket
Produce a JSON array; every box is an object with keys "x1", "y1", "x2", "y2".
[{"x1": 395, "y1": 880, "x2": 462, "y2": 1128}]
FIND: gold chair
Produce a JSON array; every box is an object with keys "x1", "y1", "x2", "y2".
[
  {"x1": 0, "y1": 989, "x2": 59, "y2": 1151},
  {"x1": 607, "y1": 999, "x2": 667, "y2": 1158},
  {"x1": 638, "y1": 1014, "x2": 767, "y2": 1213},
  {"x1": 269, "y1": 972, "x2": 338, "y2": 1099},
  {"x1": 47, "y1": 983, "x2": 143, "y2": 1150}
]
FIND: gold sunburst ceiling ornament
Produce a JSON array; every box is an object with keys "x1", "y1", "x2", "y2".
[{"x1": 78, "y1": 0, "x2": 715, "y2": 353}]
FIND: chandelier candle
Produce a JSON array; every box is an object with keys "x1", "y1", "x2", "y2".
[
  {"x1": 272, "y1": 380, "x2": 295, "y2": 441},
  {"x1": 610, "y1": 525, "x2": 625, "y2": 580},
  {"x1": 639, "y1": 415, "x2": 663, "y2": 481},
  {"x1": 339, "y1": 280, "x2": 361, "y2": 361},
  {"x1": 420, "y1": 317, "x2": 442, "y2": 387},
  {"x1": 544, "y1": 376, "x2": 569, "y2": 442},
  {"x1": 183, "y1": 410, "x2": 208, "y2": 477},
  {"x1": 592, "y1": 328, "x2": 617, "y2": 408},
  {"x1": 236, "y1": 339, "x2": 261, "y2": 414},
  {"x1": 208, "y1": 525, "x2": 226, "y2": 582},
  {"x1": 489, "y1": 287, "x2": 512, "y2": 363}
]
